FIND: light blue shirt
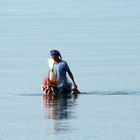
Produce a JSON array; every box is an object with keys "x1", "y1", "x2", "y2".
[{"x1": 53, "y1": 60, "x2": 71, "y2": 88}]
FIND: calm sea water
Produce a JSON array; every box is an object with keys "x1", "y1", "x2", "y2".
[{"x1": 0, "y1": 0, "x2": 140, "y2": 140}]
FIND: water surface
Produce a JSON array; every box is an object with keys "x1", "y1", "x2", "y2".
[{"x1": 0, "y1": 0, "x2": 140, "y2": 139}]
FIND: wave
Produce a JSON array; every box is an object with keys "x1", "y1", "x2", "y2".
[
  {"x1": 80, "y1": 90, "x2": 140, "y2": 96},
  {"x1": 17, "y1": 93, "x2": 43, "y2": 96},
  {"x1": 14, "y1": 90, "x2": 140, "y2": 96}
]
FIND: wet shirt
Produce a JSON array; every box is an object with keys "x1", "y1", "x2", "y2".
[{"x1": 53, "y1": 60, "x2": 71, "y2": 87}]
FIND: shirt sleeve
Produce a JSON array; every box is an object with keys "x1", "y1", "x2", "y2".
[{"x1": 65, "y1": 62, "x2": 70, "y2": 72}]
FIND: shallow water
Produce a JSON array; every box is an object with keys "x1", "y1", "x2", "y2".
[
  {"x1": 0, "y1": 0, "x2": 140, "y2": 139},
  {"x1": 1, "y1": 92, "x2": 140, "y2": 140}
]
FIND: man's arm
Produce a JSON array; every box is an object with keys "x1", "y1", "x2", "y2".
[{"x1": 67, "y1": 71, "x2": 77, "y2": 88}]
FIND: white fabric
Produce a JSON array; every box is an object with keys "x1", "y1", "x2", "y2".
[
  {"x1": 48, "y1": 58, "x2": 55, "y2": 70},
  {"x1": 48, "y1": 58, "x2": 55, "y2": 81}
]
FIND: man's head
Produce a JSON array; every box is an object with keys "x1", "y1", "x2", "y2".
[{"x1": 50, "y1": 50, "x2": 62, "y2": 60}]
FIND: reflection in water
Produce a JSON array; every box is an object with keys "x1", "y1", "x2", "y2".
[
  {"x1": 43, "y1": 94, "x2": 78, "y2": 134},
  {"x1": 43, "y1": 94, "x2": 78, "y2": 120}
]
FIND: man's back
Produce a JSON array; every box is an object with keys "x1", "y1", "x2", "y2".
[{"x1": 53, "y1": 60, "x2": 70, "y2": 87}]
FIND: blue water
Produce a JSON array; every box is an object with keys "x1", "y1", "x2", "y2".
[{"x1": 0, "y1": 0, "x2": 140, "y2": 139}]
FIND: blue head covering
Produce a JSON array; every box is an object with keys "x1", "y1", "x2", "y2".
[{"x1": 50, "y1": 50, "x2": 62, "y2": 58}]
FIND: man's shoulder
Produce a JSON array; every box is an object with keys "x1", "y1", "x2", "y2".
[{"x1": 60, "y1": 60, "x2": 69, "y2": 68}]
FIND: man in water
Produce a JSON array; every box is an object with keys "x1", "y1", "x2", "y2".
[{"x1": 49, "y1": 50, "x2": 78, "y2": 94}]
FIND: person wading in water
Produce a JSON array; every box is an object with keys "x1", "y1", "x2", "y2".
[{"x1": 42, "y1": 50, "x2": 79, "y2": 95}]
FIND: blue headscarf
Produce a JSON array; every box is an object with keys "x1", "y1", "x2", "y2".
[{"x1": 50, "y1": 50, "x2": 62, "y2": 59}]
